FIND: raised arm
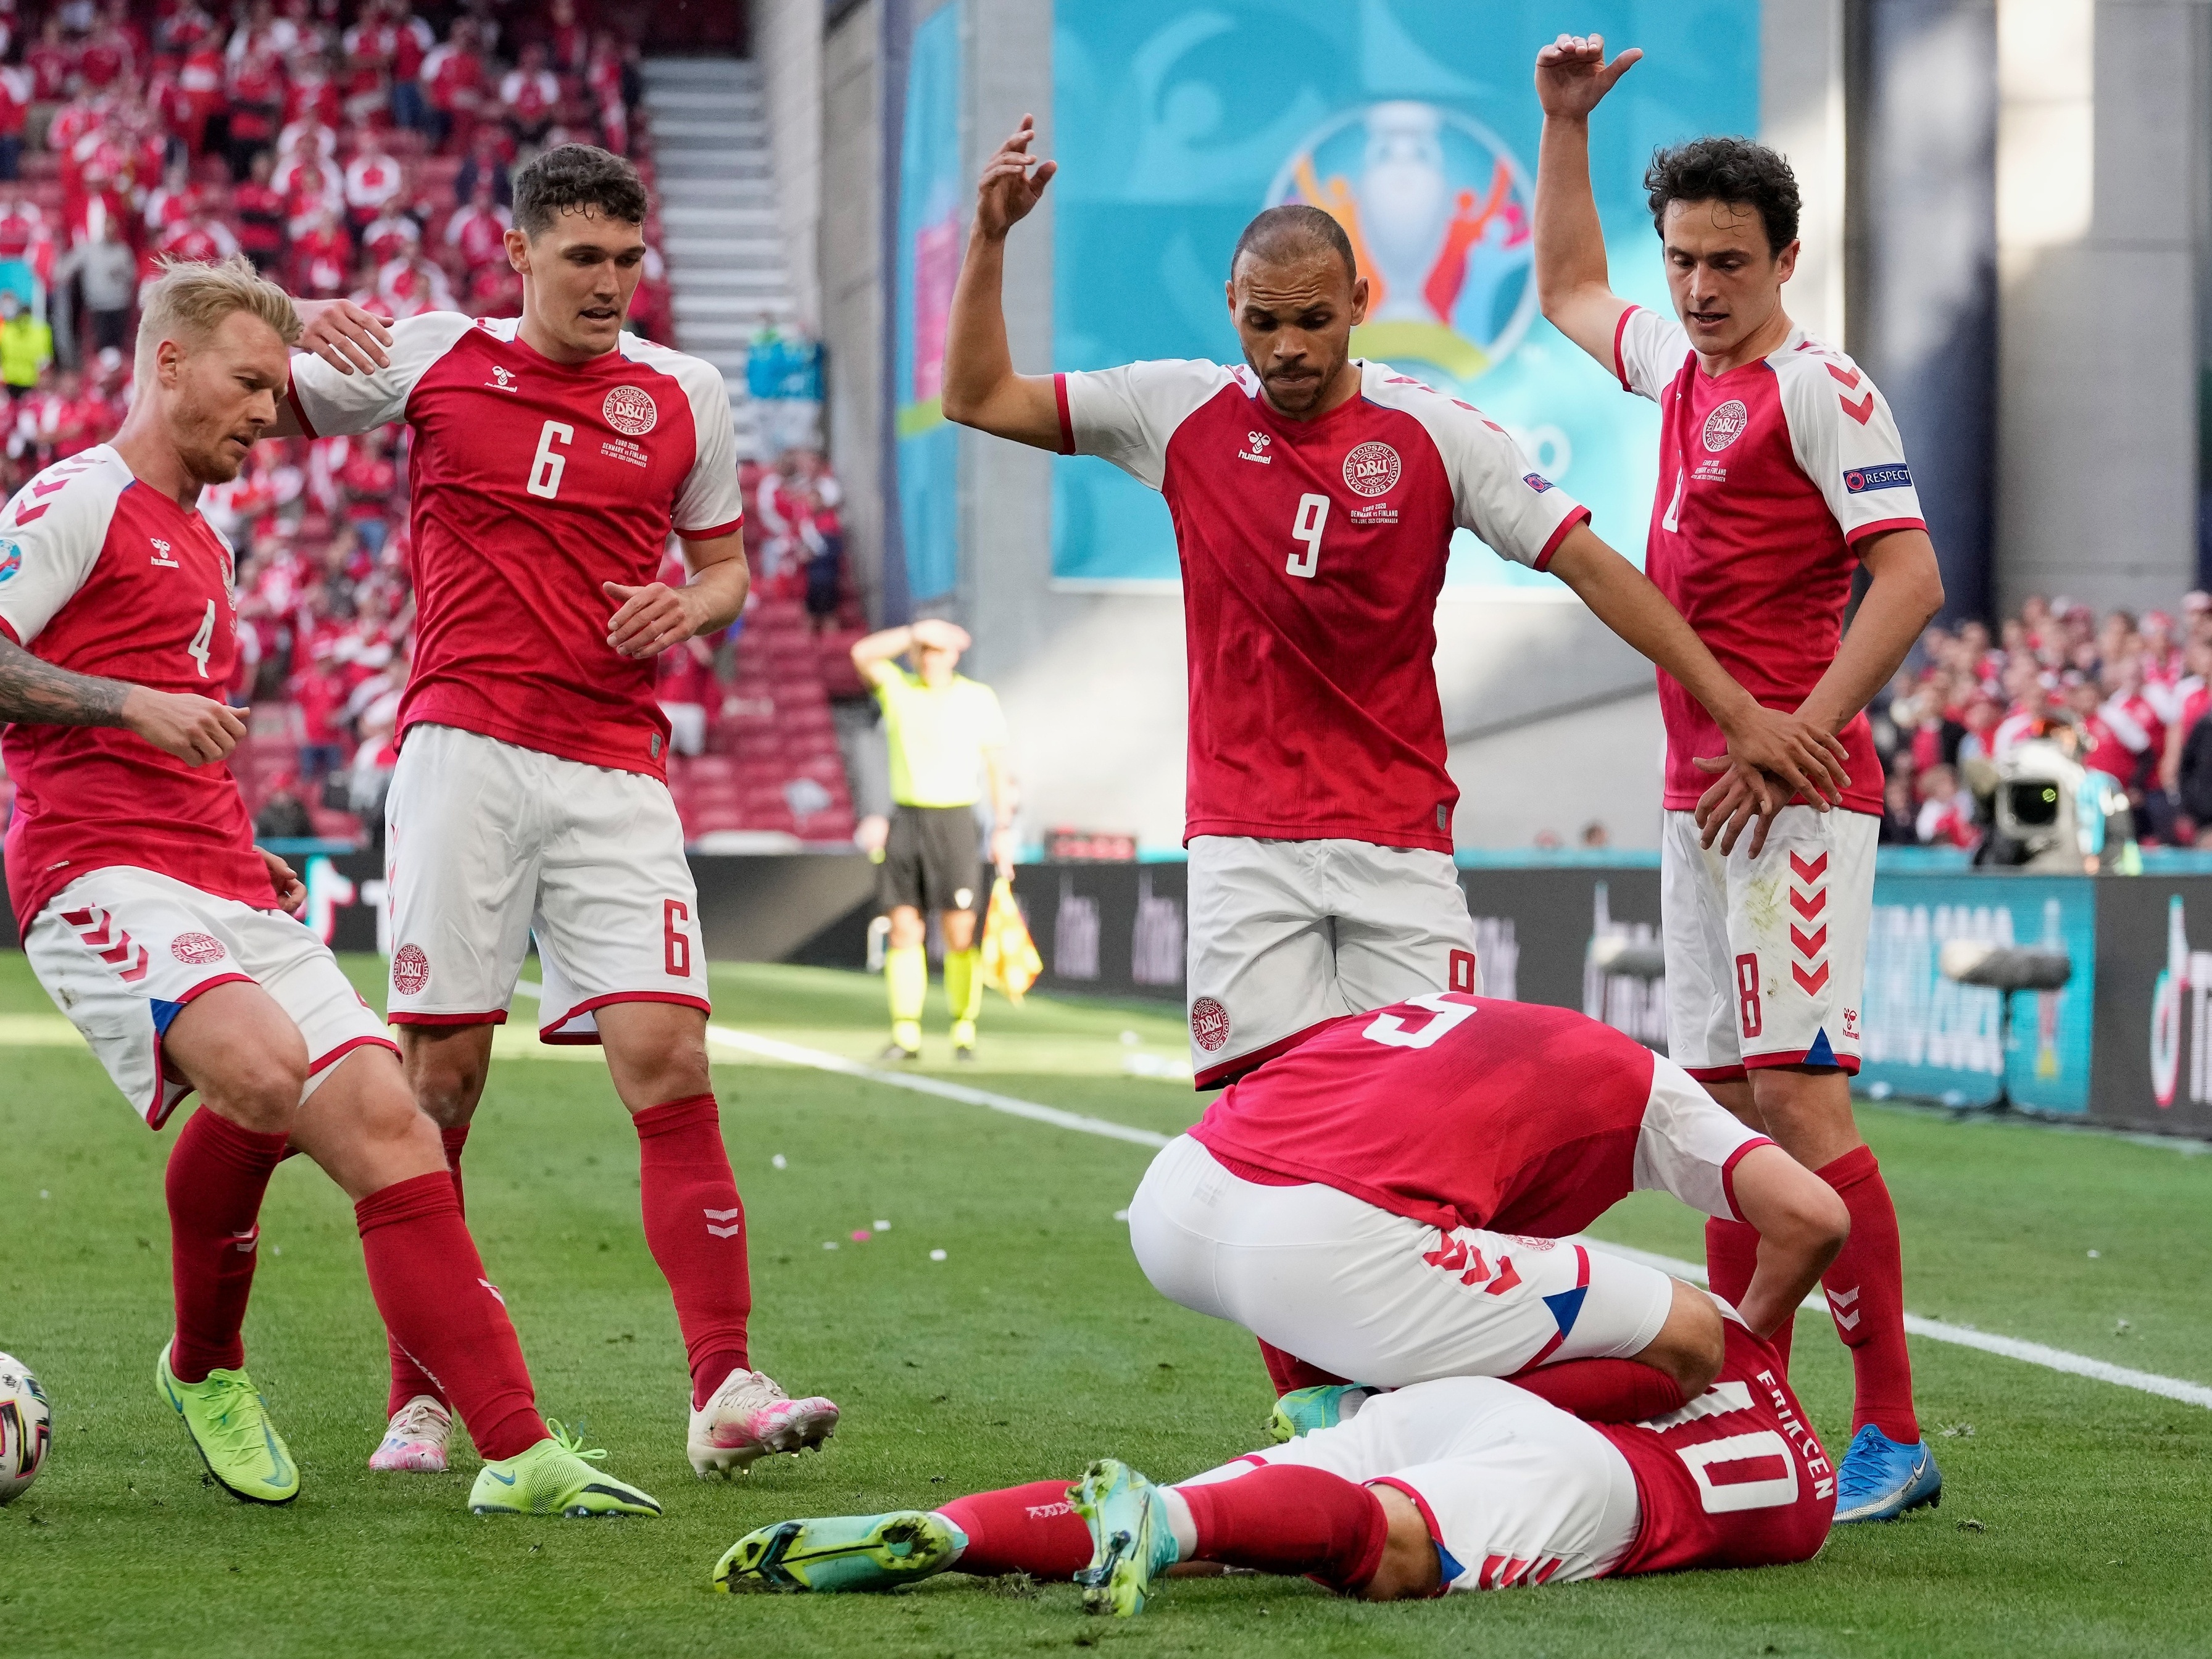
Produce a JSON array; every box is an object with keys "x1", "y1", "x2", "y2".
[
  {"x1": 1532, "y1": 33, "x2": 1642, "y2": 368},
  {"x1": 849, "y1": 618, "x2": 970, "y2": 679},
  {"x1": 1547, "y1": 522, "x2": 1850, "y2": 809},
  {"x1": 939, "y1": 115, "x2": 1062, "y2": 449},
  {"x1": 1725, "y1": 1144, "x2": 1850, "y2": 1340}
]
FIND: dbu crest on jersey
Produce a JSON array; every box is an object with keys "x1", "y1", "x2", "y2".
[
  {"x1": 391, "y1": 944, "x2": 431, "y2": 995},
  {"x1": 1342, "y1": 441, "x2": 1401, "y2": 497},
  {"x1": 1190, "y1": 996, "x2": 1231, "y2": 1052},
  {"x1": 603, "y1": 385, "x2": 659, "y2": 436},
  {"x1": 1702, "y1": 400, "x2": 1749, "y2": 452}
]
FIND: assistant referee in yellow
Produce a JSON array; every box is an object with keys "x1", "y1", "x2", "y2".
[{"x1": 852, "y1": 618, "x2": 1017, "y2": 1061}]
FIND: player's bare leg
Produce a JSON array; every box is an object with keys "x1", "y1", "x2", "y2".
[
  {"x1": 1358, "y1": 1485, "x2": 1445, "y2": 1600},
  {"x1": 596, "y1": 999, "x2": 839, "y2": 1475},
  {"x1": 1708, "y1": 1066, "x2": 1937, "y2": 1521}
]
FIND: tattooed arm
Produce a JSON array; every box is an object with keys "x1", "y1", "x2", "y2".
[{"x1": 0, "y1": 635, "x2": 246, "y2": 765}]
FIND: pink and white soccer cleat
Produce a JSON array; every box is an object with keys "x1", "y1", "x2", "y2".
[
  {"x1": 368, "y1": 1395, "x2": 453, "y2": 1473},
  {"x1": 687, "y1": 1367, "x2": 840, "y2": 1477}
]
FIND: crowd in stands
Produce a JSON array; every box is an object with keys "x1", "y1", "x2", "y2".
[
  {"x1": 0, "y1": 0, "x2": 862, "y2": 851},
  {"x1": 1872, "y1": 593, "x2": 2212, "y2": 852}
]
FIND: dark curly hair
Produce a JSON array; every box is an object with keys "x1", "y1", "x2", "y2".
[
  {"x1": 1644, "y1": 137, "x2": 1800, "y2": 256},
  {"x1": 513, "y1": 143, "x2": 649, "y2": 237}
]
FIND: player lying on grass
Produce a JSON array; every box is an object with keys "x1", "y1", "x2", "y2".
[
  {"x1": 275, "y1": 144, "x2": 838, "y2": 1481},
  {"x1": 714, "y1": 1313, "x2": 1832, "y2": 1612},
  {"x1": 0, "y1": 256, "x2": 657, "y2": 1518},
  {"x1": 1122, "y1": 992, "x2": 1847, "y2": 1441}
]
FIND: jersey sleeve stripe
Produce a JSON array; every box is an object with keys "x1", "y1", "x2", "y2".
[
  {"x1": 283, "y1": 374, "x2": 320, "y2": 439},
  {"x1": 1718, "y1": 1136, "x2": 1778, "y2": 1223},
  {"x1": 1611, "y1": 306, "x2": 1638, "y2": 394},
  {"x1": 675, "y1": 514, "x2": 744, "y2": 541},
  {"x1": 1533, "y1": 505, "x2": 1592, "y2": 572},
  {"x1": 1844, "y1": 514, "x2": 1926, "y2": 548},
  {"x1": 1053, "y1": 371, "x2": 1074, "y2": 455}
]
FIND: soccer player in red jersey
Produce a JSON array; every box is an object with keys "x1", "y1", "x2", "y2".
[
  {"x1": 1533, "y1": 35, "x2": 1950, "y2": 1521},
  {"x1": 276, "y1": 146, "x2": 839, "y2": 1478},
  {"x1": 1131, "y1": 991, "x2": 1845, "y2": 1426},
  {"x1": 0, "y1": 257, "x2": 657, "y2": 1518},
  {"x1": 713, "y1": 1314, "x2": 1832, "y2": 1610},
  {"x1": 943, "y1": 117, "x2": 1850, "y2": 1092}
]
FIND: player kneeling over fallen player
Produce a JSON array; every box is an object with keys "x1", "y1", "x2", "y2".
[
  {"x1": 1129, "y1": 992, "x2": 1847, "y2": 1432},
  {"x1": 714, "y1": 1314, "x2": 1831, "y2": 1611},
  {"x1": 0, "y1": 256, "x2": 656, "y2": 1518}
]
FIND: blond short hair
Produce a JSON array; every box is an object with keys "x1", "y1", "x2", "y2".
[{"x1": 135, "y1": 254, "x2": 302, "y2": 376}]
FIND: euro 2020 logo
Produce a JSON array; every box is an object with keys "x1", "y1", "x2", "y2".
[
  {"x1": 1267, "y1": 102, "x2": 1537, "y2": 386},
  {"x1": 0, "y1": 539, "x2": 20, "y2": 584}
]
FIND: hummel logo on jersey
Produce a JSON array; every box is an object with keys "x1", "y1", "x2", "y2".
[
  {"x1": 149, "y1": 537, "x2": 178, "y2": 568},
  {"x1": 1238, "y1": 430, "x2": 1272, "y2": 464},
  {"x1": 485, "y1": 365, "x2": 520, "y2": 391}
]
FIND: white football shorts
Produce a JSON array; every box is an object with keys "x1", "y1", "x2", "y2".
[
  {"x1": 1186, "y1": 834, "x2": 1476, "y2": 1087},
  {"x1": 1126, "y1": 1135, "x2": 1676, "y2": 1386},
  {"x1": 1661, "y1": 805, "x2": 1876, "y2": 1080},
  {"x1": 383, "y1": 723, "x2": 710, "y2": 1041},
  {"x1": 25, "y1": 865, "x2": 396, "y2": 1127},
  {"x1": 1179, "y1": 1374, "x2": 1641, "y2": 1591}
]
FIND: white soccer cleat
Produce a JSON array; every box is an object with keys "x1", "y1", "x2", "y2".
[
  {"x1": 368, "y1": 1394, "x2": 454, "y2": 1473},
  {"x1": 688, "y1": 1366, "x2": 840, "y2": 1478}
]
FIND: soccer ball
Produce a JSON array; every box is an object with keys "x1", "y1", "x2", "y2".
[{"x1": 0, "y1": 1352, "x2": 52, "y2": 1503}]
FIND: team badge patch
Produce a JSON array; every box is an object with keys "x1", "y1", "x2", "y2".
[
  {"x1": 0, "y1": 539, "x2": 19, "y2": 583},
  {"x1": 1189, "y1": 996, "x2": 1231, "y2": 1053},
  {"x1": 1341, "y1": 441, "x2": 1401, "y2": 497},
  {"x1": 1702, "y1": 399, "x2": 1748, "y2": 452},
  {"x1": 391, "y1": 944, "x2": 431, "y2": 996},
  {"x1": 1521, "y1": 473, "x2": 1553, "y2": 494},
  {"x1": 169, "y1": 932, "x2": 227, "y2": 965},
  {"x1": 603, "y1": 385, "x2": 659, "y2": 436},
  {"x1": 1844, "y1": 462, "x2": 1913, "y2": 494}
]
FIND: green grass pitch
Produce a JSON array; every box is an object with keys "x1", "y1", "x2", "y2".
[{"x1": 3, "y1": 953, "x2": 2210, "y2": 1657}]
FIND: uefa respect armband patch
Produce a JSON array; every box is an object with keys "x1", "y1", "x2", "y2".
[{"x1": 1844, "y1": 462, "x2": 1913, "y2": 494}]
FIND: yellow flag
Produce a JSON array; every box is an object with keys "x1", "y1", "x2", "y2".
[{"x1": 980, "y1": 875, "x2": 1042, "y2": 1003}]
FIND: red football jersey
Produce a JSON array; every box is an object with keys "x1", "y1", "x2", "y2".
[
  {"x1": 1614, "y1": 308, "x2": 1926, "y2": 818},
  {"x1": 1188, "y1": 992, "x2": 1769, "y2": 1236},
  {"x1": 1057, "y1": 360, "x2": 1589, "y2": 852},
  {"x1": 1598, "y1": 1319, "x2": 1835, "y2": 1575},
  {"x1": 0, "y1": 447, "x2": 274, "y2": 938},
  {"x1": 286, "y1": 314, "x2": 747, "y2": 779}
]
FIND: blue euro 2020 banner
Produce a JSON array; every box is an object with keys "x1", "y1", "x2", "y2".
[
  {"x1": 1050, "y1": 0, "x2": 1760, "y2": 586},
  {"x1": 894, "y1": 2, "x2": 963, "y2": 604}
]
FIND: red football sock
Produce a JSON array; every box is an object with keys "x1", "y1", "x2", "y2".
[
  {"x1": 165, "y1": 1108, "x2": 290, "y2": 1383},
  {"x1": 1706, "y1": 1215, "x2": 1793, "y2": 1370},
  {"x1": 1259, "y1": 1338, "x2": 1349, "y2": 1395},
  {"x1": 937, "y1": 1479, "x2": 1094, "y2": 1578},
  {"x1": 1177, "y1": 1464, "x2": 1389, "y2": 1593},
  {"x1": 386, "y1": 1125, "x2": 470, "y2": 1416},
  {"x1": 356, "y1": 1171, "x2": 546, "y2": 1462},
  {"x1": 1506, "y1": 1357, "x2": 1685, "y2": 1423},
  {"x1": 1817, "y1": 1145, "x2": 1918, "y2": 1442},
  {"x1": 633, "y1": 1095, "x2": 752, "y2": 1408}
]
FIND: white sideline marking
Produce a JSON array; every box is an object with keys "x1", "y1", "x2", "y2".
[
  {"x1": 1570, "y1": 1237, "x2": 2212, "y2": 1412},
  {"x1": 510, "y1": 981, "x2": 1172, "y2": 1152},
  {"x1": 510, "y1": 981, "x2": 2210, "y2": 1411}
]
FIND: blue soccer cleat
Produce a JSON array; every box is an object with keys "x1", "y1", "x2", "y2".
[
  {"x1": 1832, "y1": 1423, "x2": 1942, "y2": 1523},
  {"x1": 1266, "y1": 1384, "x2": 1374, "y2": 1444}
]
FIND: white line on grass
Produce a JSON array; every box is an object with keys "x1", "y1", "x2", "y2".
[{"x1": 512, "y1": 981, "x2": 2210, "y2": 1410}]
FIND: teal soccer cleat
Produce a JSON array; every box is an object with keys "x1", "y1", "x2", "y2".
[
  {"x1": 1832, "y1": 1423, "x2": 1942, "y2": 1523},
  {"x1": 713, "y1": 1510, "x2": 967, "y2": 1592},
  {"x1": 1070, "y1": 1458, "x2": 1180, "y2": 1617}
]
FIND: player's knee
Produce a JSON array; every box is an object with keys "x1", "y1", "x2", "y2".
[
  {"x1": 402, "y1": 1044, "x2": 488, "y2": 1126},
  {"x1": 887, "y1": 907, "x2": 925, "y2": 949},
  {"x1": 1358, "y1": 1486, "x2": 1442, "y2": 1601},
  {"x1": 206, "y1": 1038, "x2": 311, "y2": 1134},
  {"x1": 941, "y1": 909, "x2": 976, "y2": 950}
]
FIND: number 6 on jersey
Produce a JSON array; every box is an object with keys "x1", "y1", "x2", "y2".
[
  {"x1": 527, "y1": 420, "x2": 573, "y2": 499},
  {"x1": 1288, "y1": 492, "x2": 1328, "y2": 579}
]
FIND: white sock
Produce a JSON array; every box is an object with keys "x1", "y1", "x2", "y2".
[
  {"x1": 929, "y1": 1511, "x2": 969, "y2": 1567},
  {"x1": 1161, "y1": 1487, "x2": 1198, "y2": 1561}
]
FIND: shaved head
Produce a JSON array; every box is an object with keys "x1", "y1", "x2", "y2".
[{"x1": 1230, "y1": 204, "x2": 1357, "y2": 285}]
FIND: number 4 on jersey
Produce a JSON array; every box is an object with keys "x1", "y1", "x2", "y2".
[{"x1": 185, "y1": 599, "x2": 215, "y2": 678}]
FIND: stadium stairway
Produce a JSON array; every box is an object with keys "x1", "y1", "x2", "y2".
[{"x1": 639, "y1": 56, "x2": 797, "y2": 460}]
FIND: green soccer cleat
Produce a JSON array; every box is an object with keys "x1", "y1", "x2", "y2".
[
  {"x1": 468, "y1": 1420, "x2": 662, "y2": 1518},
  {"x1": 156, "y1": 1342, "x2": 299, "y2": 1505},
  {"x1": 713, "y1": 1510, "x2": 967, "y2": 1593},
  {"x1": 1071, "y1": 1459, "x2": 1179, "y2": 1618},
  {"x1": 1266, "y1": 1383, "x2": 1376, "y2": 1444}
]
